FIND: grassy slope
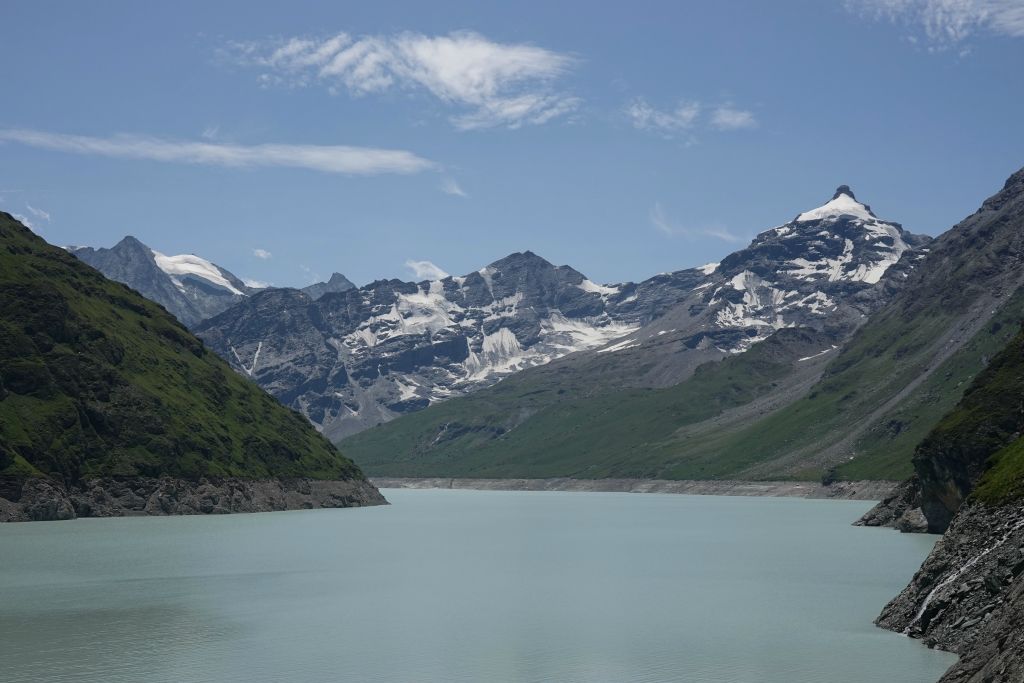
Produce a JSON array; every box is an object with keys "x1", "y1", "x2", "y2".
[
  {"x1": 343, "y1": 328, "x2": 830, "y2": 478},
  {"x1": 912, "y1": 325, "x2": 1024, "y2": 511},
  {"x1": 0, "y1": 213, "x2": 364, "y2": 482},
  {"x1": 975, "y1": 437, "x2": 1024, "y2": 503}
]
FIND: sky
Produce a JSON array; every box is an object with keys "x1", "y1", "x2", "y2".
[{"x1": 2, "y1": 0, "x2": 1024, "y2": 289}]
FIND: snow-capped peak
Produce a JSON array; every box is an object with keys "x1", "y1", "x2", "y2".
[
  {"x1": 151, "y1": 250, "x2": 244, "y2": 295},
  {"x1": 796, "y1": 186, "x2": 877, "y2": 223}
]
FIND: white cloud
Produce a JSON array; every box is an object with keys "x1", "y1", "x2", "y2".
[
  {"x1": 650, "y1": 202, "x2": 743, "y2": 243},
  {"x1": 627, "y1": 98, "x2": 757, "y2": 136},
  {"x1": 440, "y1": 177, "x2": 467, "y2": 197},
  {"x1": 405, "y1": 259, "x2": 450, "y2": 280},
  {"x1": 26, "y1": 204, "x2": 51, "y2": 222},
  {"x1": 201, "y1": 125, "x2": 220, "y2": 140},
  {"x1": 849, "y1": 0, "x2": 1024, "y2": 46},
  {"x1": 252, "y1": 247, "x2": 272, "y2": 259},
  {"x1": 710, "y1": 106, "x2": 758, "y2": 130},
  {"x1": 227, "y1": 30, "x2": 580, "y2": 130},
  {"x1": 243, "y1": 278, "x2": 271, "y2": 289},
  {"x1": 626, "y1": 98, "x2": 700, "y2": 134},
  {"x1": 0, "y1": 128, "x2": 434, "y2": 176}
]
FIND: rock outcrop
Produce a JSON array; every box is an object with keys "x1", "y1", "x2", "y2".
[
  {"x1": 0, "y1": 475, "x2": 385, "y2": 522},
  {"x1": 876, "y1": 502, "x2": 1024, "y2": 682}
]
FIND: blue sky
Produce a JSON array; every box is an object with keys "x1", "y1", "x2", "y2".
[{"x1": 2, "y1": 1, "x2": 1023, "y2": 288}]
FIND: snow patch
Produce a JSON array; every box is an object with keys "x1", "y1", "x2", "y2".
[
  {"x1": 597, "y1": 337, "x2": 640, "y2": 354},
  {"x1": 577, "y1": 279, "x2": 620, "y2": 296},
  {"x1": 796, "y1": 193, "x2": 876, "y2": 223},
  {"x1": 152, "y1": 250, "x2": 244, "y2": 295}
]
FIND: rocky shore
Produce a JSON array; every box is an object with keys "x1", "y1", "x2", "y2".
[
  {"x1": 875, "y1": 501, "x2": 1024, "y2": 682},
  {"x1": 372, "y1": 476, "x2": 897, "y2": 500},
  {"x1": 0, "y1": 475, "x2": 387, "y2": 522}
]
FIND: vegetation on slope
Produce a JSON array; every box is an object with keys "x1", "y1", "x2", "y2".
[
  {"x1": 343, "y1": 328, "x2": 831, "y2": 478},
  {"x1": 0, "y1": 213, "x2": 365, "y2": 483},
  {"x1": 910, "y1": 325, "x2": 1024, "y2": 525}
]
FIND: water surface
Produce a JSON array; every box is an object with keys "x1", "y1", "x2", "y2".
[{"x1": 0, "y1": 489, "x2": 956, "y2": 682}]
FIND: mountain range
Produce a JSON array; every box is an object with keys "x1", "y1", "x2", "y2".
[
  {"x1": 74, "y1": 185, "x2": 933, "y2": 452},
  {"x1": 71, "y1": 237, "x2": 358, "y2": 328},
  {"x1": 66, "y1": 173, "x2": 1024, "y2": 492}
]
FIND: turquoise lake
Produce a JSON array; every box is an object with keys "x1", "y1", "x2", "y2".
[{"x1": 0, "y1": 488, "x2": 957, "y2": 682}]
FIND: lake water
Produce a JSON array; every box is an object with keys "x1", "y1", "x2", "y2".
[{"x1": 0, "y1": 489, "x2": 956, "y2": 682}]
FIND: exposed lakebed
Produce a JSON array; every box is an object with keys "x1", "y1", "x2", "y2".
[{"x1": 0, "y1": 489, "x2": 956, "y2": 682}]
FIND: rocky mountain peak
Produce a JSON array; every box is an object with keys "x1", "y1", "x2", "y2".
[
  {"x1": 832, "y1": 185, "x2": 855, "y2": 200},
  {"x1": 796, "y1": 187, "x2": 878, "y2": 223},
  {"x1": 72, "y1": 235, "x2": 251, "y2": 327},
  {"x1": 303, "y1": 272, "x2": 356, "y2": 300},
  {"x1": 980, "y1": 165, "x2": 1024, "y2": 213},
  {"x1": 485, "y1": 250, "x2": 556, "y2": 273}
]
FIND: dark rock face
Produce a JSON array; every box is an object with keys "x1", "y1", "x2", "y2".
[
  {"x1": 856, "y1": 478, "x2": 929, "y2": 532},
  {"x1": 876, "y1": 502, "x2": 1024, "y2": 683},
  {"x1": 196, "y1": 251, "x2": 705, "y2": 441},
  {"x1": 0, "y1": 475, "x2": 386, "y2": 522},
  {"x1": 71, "y1": 236, "x2": 256, "y2": 327},
  {"x1": 303, "y1": 272, "x2": 356, "y2": 300}
]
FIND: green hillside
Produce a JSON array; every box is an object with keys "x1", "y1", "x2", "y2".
[
  {"x1": 911, "y1": 325, "x2": 1024, "y2": 524},
  {"x1": 342, "y1": 328, "x2": 834, "y2": 478},
  {"x1": 0, "y1": 213, "x2": 366, "y2": 483}
]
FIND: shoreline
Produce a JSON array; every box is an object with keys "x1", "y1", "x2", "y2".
[
  {"x1": 0, "y1": 476, "x2": 387, "y2": 523},
  {"x1": 371, "y1": 476, "x2": 897, "y2": 500}
]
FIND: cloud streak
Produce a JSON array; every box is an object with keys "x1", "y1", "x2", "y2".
[
  {"x1": 627, "y1": 99, "x2": 757, "y2": 137},
  {"x1": 440, "y1": 177, "x2": 467, "y2": 197},
  {"x1": 0, "y1": 128, "x2": 434, "y2": 175},
  {"x1": 710, "y1": 106, "x2": 758, "y2": 130},
  {"x1": 650, "y1": 202, "x2": 743, "y2": 243},
  {"x1": 626, "y1": 98, "x2": 700, "y2": 135},
  {"x1": 252, "y1": 248, "x2": 272, "y2": 259},
  {"x1": 26, "y1": 204, "x2": 51, "y2": 222},
  {"x1": 849, "y1": 0, "x2": 1024, "y2": 46},
  {"x1": 226, "y1": 30, "x2": 580, "y2": 130}
]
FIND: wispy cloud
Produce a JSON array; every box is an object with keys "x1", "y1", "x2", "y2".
[
  {"x1": 627, "y1": 98, "x2": 757, "y2": 137},
  {"x1": 26, "y1": 204, "x2": 51, "y2": 222},
  {"x1": 0, "y1": 128, "x2": 434, "y2": 175},
  {"x1": 224, "y1": 30, "x2": 581, "y2": 130},
  {"x1": 440, "y1": 177, "x2": 467, "y2": 197},
  {"x1": 650, "y1": 202, "x2": 743, "y2": 243},
  {"x1": 243, "y1": 278, "x2": 271, "y2": 289},
  {"x1": 848, "y1": 0, "x2": 1024, "y2": 47},
  {"x1": 626, "y1": 98, "x2": 700, "y2": 135},
  {"x1": 710, "y1": 106, "x2": 758, "y2": 130},
  {"x1": 299, "y1": 264, "x2": 322, "y2": 285},
  {"x1": 405, "y1": 259, "x2": 450, "y2": 280},
  {"x1": 252, "y1": 247, "x2": 272, "y2": 259}
]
